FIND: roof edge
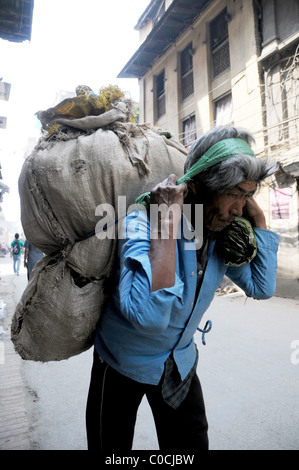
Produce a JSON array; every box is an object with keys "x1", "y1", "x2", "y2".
[{"x1": 118, "y1": 0, "x2": 212, "y2": 79}]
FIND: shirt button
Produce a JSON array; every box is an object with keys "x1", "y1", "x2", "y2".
[
  {"x1": 191, "y1": 271, "x2": 195, "y2": 276},
  {"x1": 191, "y1": 301, "x2": 194, "y2": 306}
]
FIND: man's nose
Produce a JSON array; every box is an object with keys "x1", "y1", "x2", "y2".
[{"x1": 230, "y1": 199, "x2": 245, "y2": 217}]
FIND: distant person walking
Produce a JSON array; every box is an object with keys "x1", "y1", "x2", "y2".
[
  {"x1": 24, "y1": 240, "x2": 44, "y2": 280},
  {"x1": 10, "y1": 233, "x2": 24, "y2": 276}
]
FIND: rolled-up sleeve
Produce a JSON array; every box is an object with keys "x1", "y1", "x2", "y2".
[
  {"x1": 118, "y1": 210, "x2": 184, "y2": 335},
  {"x1": 226, "y1": 228, "x2": 279, "y2": 299}
]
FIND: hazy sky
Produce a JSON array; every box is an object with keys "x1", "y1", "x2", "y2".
[{"x1": 0, "y1": 0, "x2": 150, "y2": 224}]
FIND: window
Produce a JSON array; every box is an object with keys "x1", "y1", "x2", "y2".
[
  {"x1": 210, "y1": 9, "x2": 230, "y2": 78},
  {"x1": 152, "y1": 0, "x2": 165, "y2": 26},
  {"x1": 182, "y1": 114, "x2": 197, "y2": 149},
  {"x1": 180, "y1": 43, "x2": 194, "y2": 101},
  {"x1": 156, "y1": 70, "x2": 166, "y2": 119},
  {"x1": 213, "y1": 93, "x2": 233, "y2": 126}
]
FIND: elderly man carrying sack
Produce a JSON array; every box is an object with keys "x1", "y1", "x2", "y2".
[{"x1": 86, "y1": 126, "x2": 279, "y2": 452}]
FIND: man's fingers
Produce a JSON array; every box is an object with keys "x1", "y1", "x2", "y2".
[
  {"x1": 179, "y1": 182, "x2": 188, "y2": 197},
  {"x1": 150, "y1": 175, "x2": 188, "y2": 208},
  {"x1": 166, "y1": 174, "x2": 177, "y2": 183}
]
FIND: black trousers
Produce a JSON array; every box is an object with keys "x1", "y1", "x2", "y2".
[{"x1": 86, "y1": 351, "x2": 209, "y2": 451}]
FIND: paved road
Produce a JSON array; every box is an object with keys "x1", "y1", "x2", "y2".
[{"x1": 0, "y1": 255, "x2": 298, "y2": 450}]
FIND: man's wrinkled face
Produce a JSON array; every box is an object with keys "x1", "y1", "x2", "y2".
[{"x1": 203, "y1": 180, "x2": 257, "y2": 231}]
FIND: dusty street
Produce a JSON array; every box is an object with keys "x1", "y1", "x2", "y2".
[{"x1": 0, "y1": 254, "x2": 298, "y2": 450}]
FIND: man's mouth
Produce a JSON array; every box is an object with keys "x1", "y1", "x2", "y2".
[{"x1": 218, "y1": 218, "x2": 235, "y2": 226}]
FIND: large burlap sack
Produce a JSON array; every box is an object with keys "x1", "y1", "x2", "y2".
[
  {"x1": 13, "y1": 98, "x2": 188, "y2": 361},
  {"x1": 19, "y1": 118, "x2": 187, "y2": 255},
  {"x1": 64, "y1": 234, "x2": 117, "y2": 280},
  {"x1": 11, "y1": 252, "x2": 109, "y2": 362}
]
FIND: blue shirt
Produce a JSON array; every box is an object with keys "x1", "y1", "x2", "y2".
[{"x1": 95, "y1": 209, "x2": 279, "y2": 385}]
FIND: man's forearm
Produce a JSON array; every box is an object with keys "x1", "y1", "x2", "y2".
[
  {"x1": 148, "y1": 212, "x2": 181, "y2": 292},
  {"x1": 149, "y1": 237, "x2": 177, "y2": 292},
  {"x1": 148, "y1": 174, "x2": 186, "y2": 292}
]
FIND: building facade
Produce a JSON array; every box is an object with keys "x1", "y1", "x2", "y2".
[
  {"x1": 119, "y1": 0, "x2": 299, "y2": 298},
  {"x1": 258, "y1": 0, "x2": 299, "y2": 297}
]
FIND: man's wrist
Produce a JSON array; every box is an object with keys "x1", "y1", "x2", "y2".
[{"x1": 251, "y1": 215, "x2": 267, "y2": 230}]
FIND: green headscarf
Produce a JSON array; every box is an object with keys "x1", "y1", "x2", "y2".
[
  {"x1": 135, "y1": 137, "x2": 256, "y2": 206},
  {"x1": 134, "y1": 137, "x2": 258, "y2": 266}
]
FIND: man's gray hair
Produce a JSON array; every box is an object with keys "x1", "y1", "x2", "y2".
[{"x1": 184, "y1": 126, "x2": 277, "y2": 193}]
